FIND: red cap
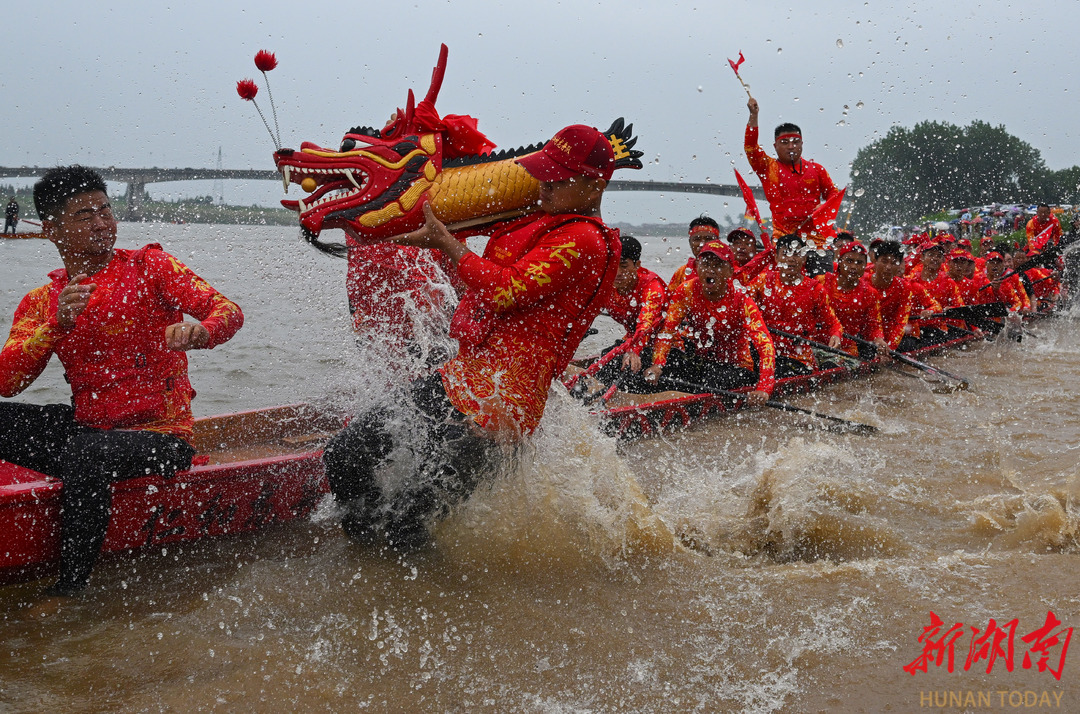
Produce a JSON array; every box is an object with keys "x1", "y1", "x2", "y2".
[
  {"x1": 917, "y1": 239, "x2": 944, "y2": 255},
  {"x1": 837, "y1": 241, "x2": 868, "y2": 259},
  {"x1": 948, "y1": 249, "x2": 974, "y2": 262},
  {"x1": 515, "y1": 124, "x2": 615, "y2": 182},
  {"x1": 984, "y1": 250, "x2": 1005, "y2": 262},
  {"x1": 697, "y1": 239, "x2": 734, "y2": 264},
  {"x1": 957, "y1": 238, "x2": 972, "y2": 249},
  {"x1": 727, "y1": 227, "x2": 755, "y2": 243},
  {"x1": 980, "y1": 236, "x2": 996, "y2": 245}
]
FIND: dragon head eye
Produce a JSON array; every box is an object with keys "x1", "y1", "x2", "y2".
[{"x1": 340, "y1": 138, "x2": 357, "y2": 152}]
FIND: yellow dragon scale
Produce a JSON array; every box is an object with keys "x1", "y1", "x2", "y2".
[{"x1": 428, "y1": 156, "x2": 540, "y2": 225}]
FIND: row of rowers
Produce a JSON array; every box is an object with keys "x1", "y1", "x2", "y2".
[{"x1": 589, "y1": 217, "x2": 1060, "y2": 406}]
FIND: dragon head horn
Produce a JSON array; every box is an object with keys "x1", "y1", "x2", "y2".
[{"x1": 424, "y1": 43, "x2": 449, "y2": 105}]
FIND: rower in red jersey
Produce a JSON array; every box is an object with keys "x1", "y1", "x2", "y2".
[
  {"x1": 968, "y1": 251, "x2": 1027, "y2": 338},
  {"x1": 907, "y1": 240, "x2": 963, "y2": 344},
  {"x1": 643, "y1": 240, "x2": 774, "y2": 404},
  {"x1": 1026, "y1": 203, "x2": 1062, "y2": 252},
  {"x1": 745, "y1": 234, "x2": 843, "y2": 378},
  {"x1": 997, "y1": 245, "x2": 1034, "y2": 313},
  {"x1": 669, "y1": 215, "x2": 720, "y2": 291},
  {"x1": 863, "y1": 240, "x2": 941, "y2": 351},
  {"x1": 727, "y1": 227, "x2": 772, "y2": 286},
  {"x1": 592, "y1": 235, "x2": 667, "y2": 383},
  {"x1": 1021, "y1": 260, "x2": 1060, "y2": 312},
  {"x1": 830, "y1": 231, "x2": 859, "y2": 272},
  {"x1": 817, "y1": 242, "x2": 888, "y2": 359}
]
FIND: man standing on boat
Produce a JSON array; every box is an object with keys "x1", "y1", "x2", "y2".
[
  {"x1": 0, "y1": 166, "x2": 244, "y2": 608},
  {"x1": 4, "y1": 197, "x2": 18, "y2": 234},
  {"x1": 323, "y1": 124, "x2": 622, "y2": 551},
  {"x1": 1026, "y1": 204, "x2": 1062, "y2": 252},
  {"x1": 745, "y1": 97, "x2": 842, "y2": 276}
]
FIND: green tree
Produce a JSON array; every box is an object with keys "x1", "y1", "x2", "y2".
[{"x1": 848, "y1": 120, "x2": 1072, "y2": 234}]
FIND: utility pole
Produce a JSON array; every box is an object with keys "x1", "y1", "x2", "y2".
[{"x1": 213, "y1": 147, "x2": 224, "y2": 204}]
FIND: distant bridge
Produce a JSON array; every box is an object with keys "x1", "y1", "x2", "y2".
[{"x1": 0, "y1": 166, "x2": 764, "y2": 220}]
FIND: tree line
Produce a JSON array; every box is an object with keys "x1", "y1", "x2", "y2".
[{"x1": 847, "y1": 120, "x2": 1080, "y2": 235}]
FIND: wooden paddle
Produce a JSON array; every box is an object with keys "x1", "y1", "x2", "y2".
[
  {"x1": 770, "y1": 327, "x2": 971, "y2": 389},
  {"x1": 839, "y1": 332, "x2": 970, "y2": 389},
  {"x1": 659, "y1": 376, "x2": 878, "y2": 436}
]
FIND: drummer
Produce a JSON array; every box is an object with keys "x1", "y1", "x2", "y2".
[{"x1": 669, "y1": 215, "x2": 720, "y2": 290}]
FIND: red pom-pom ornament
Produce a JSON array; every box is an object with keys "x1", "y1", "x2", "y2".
[
  {"x1": 236, "y1": 79, "x2": 259, "y2": 101},
  {"x1": 254, "y1": 50, "x2": 278, "y2": 72}
]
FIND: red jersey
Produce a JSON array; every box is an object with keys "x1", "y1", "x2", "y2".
[
  {"x1": 909, "y1": 266, "x2": 963, "y2": 333},
  {"x1": 968, "y1": 274, "x2": 1025, "y2": 312},
  {"x1": 599, "y1": 267, "x2": 667, "y2": 355},
  {"x1": 0, "y1": 245, "x2": 243, "y2": 442},
  {"x1": 652, "y1": 277, "x2": 775, "y2": 394},
  {"x1": 1026, "y1": 215, "x2": 1062, "y2": 251},
  {"x1": 440, "y1": 213, "x2": 620, "y2": 434},
  {"x1": 862, "y1": 274, "x2": 941, "y2": 349},
  {"x1": 745, "y1": 269, "x2": 842, "y2": 369},
  {"x1": 816, "y1": 273, "x2": 884, "y2": 356},
  {"x1": 1024, "y1": 267, "x2": 1059, "y2": 305},
  {"x1": 744, "y1": 125, "x2": 842, "y2": 247},
  {"x1": 669, "y1": 257, "x2": 694, "y2": 291},
  {"x1": 346, "y1": 242, "x2": 454, "y2": 344}
]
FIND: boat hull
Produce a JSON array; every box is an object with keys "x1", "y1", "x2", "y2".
[{"x1": 0, "y1": 404, "x2": 343, "y2": 585}]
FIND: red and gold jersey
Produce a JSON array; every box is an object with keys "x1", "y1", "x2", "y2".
[
  {"x1": 744, "y1": 125, "x2": 842, "y2": 247},
  {"x1": 967, "y1": 274, "x2": 1025, "y2": 312},
  {"x1": 745, "y1": 268, "x2": 842, "y2": 369},
  {"x1": 0, "y1": 245, "x2": 243, "y2": 442},
  {"x1": 600, "y1": 267, "x2": 667, "y2": 355},
  {"x1": 816, "y1": 273, "x2": 884, "y2": 356},
  {"x1": 1026, "y1": 215, "x2": 1062, "y2": 251},
  {"x1": 652, "y1": 277, "x2": 775, "y2": 394},
  {"x1": 1024, "y1": 267, "x2": 1059, "y2": 303},
  {"x1": 909, "y1": 267, "x2": 963, "y2": 332},
  {"x1": 440, "y1": 213, "x2": 620, "y2": 435},
  {"x1": 863, "y1": 274, "x2": 941, "y2": 349},
  {"x1": 668, "y1": 258, "x2": 694, "y2": 292}
]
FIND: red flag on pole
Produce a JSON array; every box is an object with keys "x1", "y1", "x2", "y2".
[
  {"x1": 1028, "y1": 222, "x2": 1056, "y2": 253},
  {"x1": 734, "y1": 169, "x2": 771, "y2": 250},
  {"x1": 810, "y1": 187, "x2": 847, "y2": 238},
  {"x1": 728, "y1": 51, "x2": 745, "y2": 75}
]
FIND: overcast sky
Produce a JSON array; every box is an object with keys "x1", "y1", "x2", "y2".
[{"x1": 3, "y1": 0, "x2": 1077, "y2": 225}]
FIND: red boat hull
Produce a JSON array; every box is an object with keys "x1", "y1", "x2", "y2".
[{"x1": 0, "y1": 404, "x2": 342, "y2": 585}]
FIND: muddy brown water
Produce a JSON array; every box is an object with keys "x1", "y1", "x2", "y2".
[{"x1": 2, "y1": 225, "x2": 1077, "y2": 712}]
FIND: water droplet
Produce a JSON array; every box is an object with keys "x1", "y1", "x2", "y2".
[
  {"x1": 836, "y1": 39, "x2": 844, "y2": 48},
  {"x1": 836, "y1": 120, "x2": 846, "y2": 126},
  {"x1": 777, "y1": 47, "x2": 783, "y2": 54},
  {"x1": 697, "y1": 86, "x2": 703, "y2": 93},
  {"x1": 855, "y1": 188, "x2": 866, "y2": 197},
  {"x1": 856, "y1": 101, "x2": 865, "y2": 109}
]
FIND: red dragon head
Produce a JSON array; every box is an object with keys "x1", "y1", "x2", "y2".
[{"x1": 274, "y1": 45, "x2": 643, "y2": 257}]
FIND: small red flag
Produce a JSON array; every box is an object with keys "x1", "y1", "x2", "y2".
[
  {"x1": 734, "y1": 169, "x2": 771, "y2": 249},
  {"x1": 810, "y1": 187, "x2": 847, "y2": 237},
  {"x1": 728, "y1": 51, "x2": 745, "y2": 75}
]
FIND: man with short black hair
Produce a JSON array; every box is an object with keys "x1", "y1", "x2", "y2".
[
  {"x1": 0, "y1": 165, "x2": 244, "y2": 604},
  {"x1": 594, "y1": 235, "x2": 667, "y2": 379},
  {"x1": 1026, "y1": 203, "x2": 1062, "y2": 252}
]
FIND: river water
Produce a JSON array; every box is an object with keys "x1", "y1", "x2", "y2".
[{"x1": 1, "y1": 223, "x2": 1078, "y2": 712}]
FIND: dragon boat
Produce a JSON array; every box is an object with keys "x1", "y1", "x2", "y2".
[
  {"x1": 0, "y1": 404, "x2": 344, "y2": 586},
  {"x1": 588, "y1": 326, "x2": 1013, "y2": 439}
]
